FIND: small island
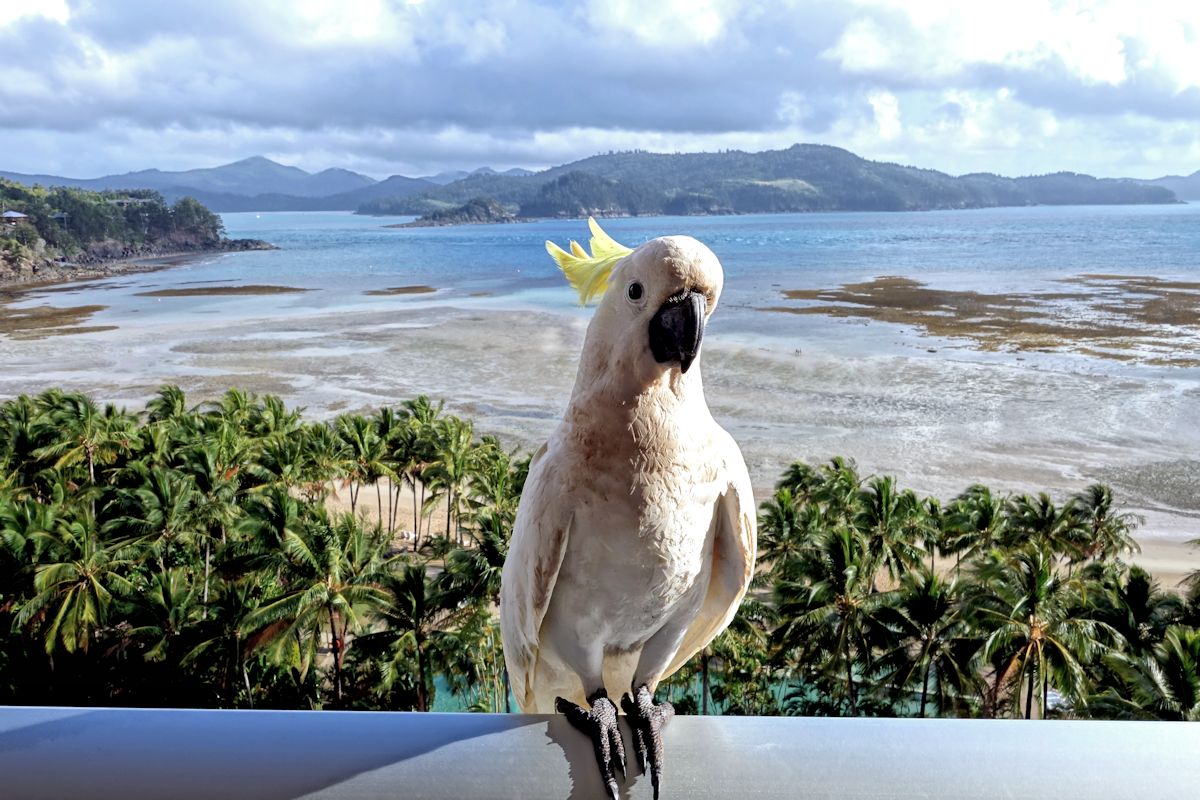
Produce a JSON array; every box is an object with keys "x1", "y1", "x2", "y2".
[
  {"x1": 388, "y1": 196, "x2": 519, "y2": 228},
  {"x1": 1, "y1": 180, "x2": 274, "y2": 288}
]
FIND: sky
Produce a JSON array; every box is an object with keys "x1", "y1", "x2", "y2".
[{"x1": 0, "y1": 0, "x2": 1198, "y2": 180}]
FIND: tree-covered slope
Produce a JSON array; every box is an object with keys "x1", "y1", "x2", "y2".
[
  {"x1": 358, "y1": 144, "x2": 1179, "y2": 218},
  {"x1": 1, "y1": 180, "x2": 268, "y2": 283}
]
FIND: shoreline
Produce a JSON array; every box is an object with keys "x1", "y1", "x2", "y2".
[
  {"x1": 0, "y1": 252, "x2": 205, "y2": 295},
  {"x1": 0, "y1": 240, "x2": 275, "y2": 293},
  {"x1": 357, "y1": 200, "x2": 1191, "y2": 221}
]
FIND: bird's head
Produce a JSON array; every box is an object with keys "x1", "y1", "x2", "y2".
[{"x1": 547, "y1": 219, "x2": 724, "y2": 389}]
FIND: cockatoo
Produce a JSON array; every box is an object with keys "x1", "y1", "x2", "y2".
[{"x1": 500, "y1": 218, "x2": 756, "y2": 799}]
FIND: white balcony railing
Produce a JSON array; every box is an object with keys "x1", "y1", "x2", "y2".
[{"x1": 1, "y1": 706, "x2": 1197, "y2": 799}]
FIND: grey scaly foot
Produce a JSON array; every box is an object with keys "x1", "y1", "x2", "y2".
[
  {"x1": 556, "y1": 689, "x2": 627, "y2": 800},
  {"x1": 621, "y1": 685, "x2": 674, "y2": 800}
]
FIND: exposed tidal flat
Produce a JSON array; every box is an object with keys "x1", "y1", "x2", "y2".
[{"x1": 1, "y1": 207, "x2": 1199, "y2": 580}]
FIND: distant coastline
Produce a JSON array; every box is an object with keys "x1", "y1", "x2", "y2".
[
  {"x1": 380, "y1": 195, "x2": 1191, "y2": 230},
  {"x1": 4, "y1": 145, "x2": 1194, "y2": 217}
]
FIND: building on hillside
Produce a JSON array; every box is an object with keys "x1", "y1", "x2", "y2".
[
  {"x1": 1, "y1": 210, "x2": 30, "y2": 225},
  {"x1": 108, "y1": 197, "x2": 152, "y2": 208}
]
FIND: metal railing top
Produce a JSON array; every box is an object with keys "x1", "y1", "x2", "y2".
[{"x1": 1, "y1": 706, "x2": 1197, "y2": 799}]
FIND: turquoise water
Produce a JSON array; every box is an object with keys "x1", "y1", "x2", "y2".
[
  {"x1": 22, "y1": 204, "x2": 1196, "y2": 358},
  {"x1": 70, "y1": 203, "x2": 1188, "y2": 362},
  {"x1": 218, "y1": 205, "x2": 1200, "y2": 299}
]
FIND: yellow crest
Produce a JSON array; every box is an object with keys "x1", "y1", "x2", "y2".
[{"x1": 545, "y1": 217, "x2": 633, "y2": 305}]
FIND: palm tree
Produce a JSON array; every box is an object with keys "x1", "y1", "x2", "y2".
[
  {"x1": 1004, "y1": 493, "x2": 1084, "y2": 561},
  {"x1": 443, "y1": 487, "x2": 518, "y2": 711},
  {"x1": 127, "y1": 567, "x2": 203, "y2": 662},
  {"x1": 1097, "y1": 626, "x2": 1200, "y2": 720},
  {"x1": 0, "y1": 394, "x2": 54, "y2": 495},
  {"x1": 239, "y1": 511, "x2": 390, "y2": 704},
  {"x1": 250, "y1": 394, "x2": 302, "y2": 439},
  {"x1": 373, "y1": 408, "x2": 405, "y2": 530},
  {"x1": 299, "y1": 422, "x2": 347, "y2": 504},
  {"x1": 942, "y1": 484, "x2": 1008, "y2": 573},
  {"x1": 773, "y1": 525, "x2": 889, "y2": 715},
  {"x1": 177, "y1": 442, "x2": 241, "y2": 608},
  {"x1": 335, "y1": 414, "x2": 391, "y2": 520},
  {"x1": 205, "y1": 388, "x2": 256, "y2": 430},
  {"x1": 34, "y1": 394, "x2": 141, "y2": 497},
  {"x1": 854, "y1": 476, "x2": 927, "y2": 585},
  {"x1": 181, "y1": 578, "x2": 272, "y2": 708},
  {"x1": 402, "y1": 396, "x2": 445, "y2": 544},
  {"x1": 757, "y1": 487, "x2": 807, "y2": 566},
  {"x1": 465, "y1": 437, "x2": 523, "y2": 523},
  {"x1": 1070, "y1": 484, "x2": 1142, "y2": 565},
  {"x1": 16, "y1": 511, "x2": 134, "y2": 655},
  {"x1": 971, "y1": 544, "x2": 1115, "y2": 718},
  {"x1": 362, "y1": 562, "x2": 460, "y2": 712},
  {"x1": 876, "y1": 568, "x2": 979, "y2": 716},
  {"x1": 253, "y1": 430, "x2": 312, "y2": 490},
  {"x1": 385, "y1": 417, "x2": 424, "y2": 543},
  {"x1": 145, "y1": 384, "x2": 190, "y2": 424},
  {"x1": 1086, "y1": 563, "x2": 1184, "y2": 656},
  {"x1": 814, "y1": 457, "x2": 861, "y2": 525},
  {"x1": 776, "y1": 460, "x2": 825, "y2": 504},
  {"x1": 0, "y1": 490, "x2": 61, "y2": 570},
  {"x1": 440, "y1": 509, "x2": 509, "y2": 608},
  {"x1": 104, "y1": 464, "x2": 200, "y2": 575},
  {"x1": 424, "y1": 417, "x2": 475, "y2": 544},
  {"x1": 708, "y1": 595, "x2": 779, "y2": 715}
]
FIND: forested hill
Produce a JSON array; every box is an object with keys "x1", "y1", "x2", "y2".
[
  {"x1": 1, "y1": 180, "x2": 270, "y2": 284},
  {"x1": 358, "y1": 144, "x2": 1179, "y2": 217}
]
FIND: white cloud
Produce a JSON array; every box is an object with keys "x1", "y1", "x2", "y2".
[
  {"x1": 587, "y1": 0, "x2": 739, "y2": 47},
  {"x1": 868, "y1": 90, "x2": 901, "y2": 140},
  {"x1": 0, "y1": 0, "x2": 1197, "y2": 179},
  {"x1": 825, "y1": 0, "x2": 1200, "y2": 91},
  {"x1": 0, "y1": 0, "x2": 69, "y2": 27}
]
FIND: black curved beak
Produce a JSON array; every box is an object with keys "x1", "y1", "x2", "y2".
[{"x1": 649, "y1": 290, "x2": 707, "y2": 374}]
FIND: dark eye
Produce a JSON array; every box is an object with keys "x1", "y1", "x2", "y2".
[{"x1": 627, "y1": 282, "x2": 643, "y2": 301}]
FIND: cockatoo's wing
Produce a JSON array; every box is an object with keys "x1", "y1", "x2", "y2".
[
  {"x1": 500, "y1": 442, "x2": 574, "y2": 711},
  {"x1": 661, "y1": 448, "x2": 757, "y2": 680}
]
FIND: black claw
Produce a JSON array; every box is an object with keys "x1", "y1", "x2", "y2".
[
  {"x1": 621, "y1": 685, "x2": 674, "y2": 800},
  {"x1": 557, "y1": 689, "x2": 626, "y2": 799}
]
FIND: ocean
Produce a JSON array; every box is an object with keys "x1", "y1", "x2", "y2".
[{"x1": 2, "y1": 205, "x2": 1199, "y2": 545}]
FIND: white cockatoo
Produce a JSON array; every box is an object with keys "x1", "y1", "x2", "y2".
[{"x1": 500, "y1": 218, "x2": 756, "y2": 799}]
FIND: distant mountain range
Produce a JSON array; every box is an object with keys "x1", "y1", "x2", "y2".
[
  {"x1": 1139, "y1": 169, "x2": 1200, "y2": 201},
  {"x1": 0, "y1": 149, "x2": 1190, "y2": 217},
  {"x1": 0, "y1": 157, "x2": 533, "y2": 213}
]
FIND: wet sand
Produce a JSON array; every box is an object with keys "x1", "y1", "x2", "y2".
[
  {"x1": 767, "y1": 274, "x2": 1200, "y2": 366},
  {"x1": 0, "y1": 297, "x2": 115, "y2": 340},
  {"x1": 1, "y1": 272, "x2": 1198, "y2": 584},
  {"x1": 364, "y1": 285, "x2": 437, "y2": 296},
  {"x1": 0, "y1": 252, "x2": 236, "y2": 338},
  {"x1": 134, "y1": 285, "x2": 311, "y2": 298}
]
